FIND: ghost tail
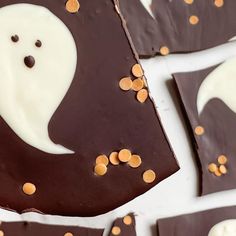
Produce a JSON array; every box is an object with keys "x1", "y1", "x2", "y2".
[
  {"x1": 0, "y1": 111, "x2": 74, "y2": 155},
  {"x1": 196, "y1": 78, "x2": 215, "y2": 115},
  {"x1": 197, "y1": 57, "x2": 236, "y2": 116}
]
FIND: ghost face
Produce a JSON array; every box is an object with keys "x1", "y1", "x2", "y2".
[
  {"x1": 197, "y1": 57, "x2": 236, "y2": 115},
  {"x1": 208, "y1": 220, "x2": 236, "y2": 236},
  {"x1": 0, "y1": 4, "x2": 77, "y2": 154}
]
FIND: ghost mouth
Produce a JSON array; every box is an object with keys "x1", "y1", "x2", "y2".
[{"x1": 24, "y1": 55, "x2": 35, "y2": 68}]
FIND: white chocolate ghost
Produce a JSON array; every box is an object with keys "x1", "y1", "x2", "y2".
[
  {"x1": 0, "y1": 4, "x2": 77, "y2": 154},
  {"x1": 208, "y1": 220, "x2": 236, "y2": 236},
  {"x1": 197, "y1": 57, "x2": 236, "y2": 115}
]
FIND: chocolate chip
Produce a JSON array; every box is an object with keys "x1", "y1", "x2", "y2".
[
  {"x1": 11, "y1": 35, "x2": 19, "y2": 43},
  {"x1": 24, "y1": 56, "x2": 35, "y2": 68},
  {"x1": 35, "y1": 40, "x2": 42, "y2": 48}
]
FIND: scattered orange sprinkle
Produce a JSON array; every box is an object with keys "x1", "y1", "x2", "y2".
[
  {"x1": 208, "y1": 163, "x2": 217, "y2": 173},
  {"x1": 143, "y1": 170, "x2": 156, "y2": 183},
  {"x1": 118, "y1": 149, "x2": 132, "y2": 163},
  {"x1": 160, "y1": 46, "x2": 170, "y2": 56},
  {"x1": 132, "y1": 64, "x2": 144, "y2": 78},
  {"x1": 123, "y1": 215, "x2": 133, "y2": 225},
  {"x1": 184, "y1": 0, "x2": 194, "y2": 4},
  {"x1": 137, "y1": 89, "x2": 148, "y2": 103},
  {"x1": 189, "y1": 15, "x2": 199, "y2": 25},
  {"x1": 219, "y1": 165, "x2": 227, "y2": 174},
  {"x1": 128, "y1": 155, "x2": 142, "y2": 168},
  {"x1": 119, "y1": 77, "x2": 133, "y2": 91},
  {"x1": 109, "y1": 152, "x2": 120, "y2": 166},
  {"x1": 132, "y1": 78, "x2": 144, "y2": 91},
  {"x1": 66, "y1": 0, "x2": 80, "y2": 13},
  {"x1": 194, "y1": 126, "x2": 204, "y2": 136},
  {"x1": 94, "y1": 164, "x2": 107, "y2": 176},
  {"x1": 23, "y1": 183, "x2": 36, "y2": 196},
  {"x1": 64, "y1": 233, "x2": 73, "y2": 236},
  {"x1": 111, "y1": 226, "x2": 121, "y2": 235},
  {"x1": 214, "y1": 0, "x2": 224, "y2": 7},
  {"x1": 218, "y1": 155, "x2": 228, "y2": 165},
  {"x1": 96, "y1": 155, "x2": 109, "y2": 166}
]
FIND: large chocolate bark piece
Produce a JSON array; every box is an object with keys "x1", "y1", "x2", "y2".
[
  {"x1": 118, "y1": 0, "x2": 236, "y2": 57},
  {"x1": 174, "y1": 59, "x2": 236, "y2": 195},
  {"x1": 0, "y1": 221, "x2": 103, "y2": 236},
  {"x1": 0, "y1": 0, "x2": 179, "y2": 216},
  {"x1": 109, "y1": 214, "x2": 136, "y2": 236},
  {"x1": 157, "y1": 206, "x2": 236, "y2": 236}
]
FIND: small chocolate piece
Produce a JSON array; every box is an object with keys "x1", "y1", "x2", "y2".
[
  {"x1": 24, "y1": 56, "x2": 35, "y2": 68},
  {"x1": 174, "y1": 60, "x2": 236, "y2": 195},
  {"x1": 109, "y1": 214, "x2": 136, "y2": 236},
  {"x1": 157, "y1": 206, "x2": 236, "y2": 236},
  {"x1": 118, "y1": 0, "x2": 236, "y2": 57},
  {"x1": 0, "y1": 221, "x2": 103, "y2": 236}
]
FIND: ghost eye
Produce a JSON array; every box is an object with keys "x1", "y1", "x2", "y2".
[
  {"x1": 35, "y1": 40, "x2": 42, "y2": 48},
  {"x1": 11, "y1": 35, "x2": 19, "y2": 43}
]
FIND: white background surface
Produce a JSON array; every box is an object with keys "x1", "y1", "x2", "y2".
[{"x1": 1, "y1": 1, "x2": 236, "y2": 236}]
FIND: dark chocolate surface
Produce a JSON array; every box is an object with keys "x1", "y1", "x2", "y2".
[
  {"x1": 109, "y1": 214, "x2": 136, "y2": 236},
  {"x1": 0, "y1": 221, "x2": 103, "y2": 236},
  {"x1": 157, "y1": 206, "x2": 236, "y2": 236},
  {"x1": 118, "y1": 0, "x2": 236, "y2": 58},
  {"x1": 0, "y1": 0, "x2": 179, "y2": 216},
  {"x1": 174, "y1": 66, "x2": 236, "y2": 195}
]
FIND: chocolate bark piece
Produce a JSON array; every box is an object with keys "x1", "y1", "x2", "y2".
[
  {"x1": 0, "y1": 0, "x2": 179, "y2": 216},
  {"x1": 157, "y1": 206, "x2": 236, "y2": 236},
  {"x1": 0, "y1": 221, "x2": 103, "y2": 236},
  {"x1": 118, "y1": 0, "x2": 236, "y2": 58},
  {"x1": 174, "y1": 62, "x2": 236, "y2": 195},
  {"x1": 109, "y1": 214, "x2": 136, "y2": 236}
]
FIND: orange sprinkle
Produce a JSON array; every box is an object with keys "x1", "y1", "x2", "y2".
[
  {"x1": 96, "y1": 155, "x2": 109, "y2": 166},
  {"x1": 123, "y1": 215, "x2": 133, "y2": 225},
  {"x1": 137, "y1": 89, "x2": 148, "y2": 103},
  {"x1": 111, "y1": 226, "x2": 121, "y2": 235},
  {"x1": 23, "y1": 183, "x2": 36, "y2": 196},
  {"x1": 208, "y1": 163, "x2": 217, "y2": 173},
  {"x1": 218, "y1": 155, "x2": 228, "y2": 165},
  {"x1": 109, "y1": 152, "x2": 120, "y2": 165},
  {"x1": 219, "y1": 165, "x2": 227, "y2": 174},
  {"x1": 132, "y1": 64, "x2": 144, "y2": 78},
  {"x1": 189, "y1": 15, "x2": 199, "y2": 25},
  {"x1": 128, "y1": 155, "x2": 142, "y2": 168},
  {"x1": 195, "y1": 126, "x2": 205, "y2": 136},
  {"x1": 118, "y1": 149, "x2": 132, "y2": 162},
  {"x1": 132, "y1": 78, "x2": 144, "y2": 91},
  {"x1": 214, "y1": 168, "x2": 222, "y2": 177},
  {"x1": 184, "y1": 0, "x2": 194, "y2": 4},
  {"x1": 94, "y1": 164, "x2": 107, "y2": 176},
  {"x1": 66, "y1": 0, "x2": 80, "y2": 13},
  {"x1": 64, "y1": 233, "x2": 73, "y2": 236},
  {"x1": 160, "y1": 46, "x2": 170, "y2": 56},
  {"x1": 143, "y1": 170, "x2": 156, "y2": 183},
  {"x1": 214, "y1": 0, "x2": 224, "y2": 7},
  {"x1": 119, "y1": 77, "x2": 133, "y2": 91}
]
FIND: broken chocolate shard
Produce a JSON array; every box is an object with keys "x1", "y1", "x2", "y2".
[
  {"x1": 118, "y1": 0, "x2": 236, "y2": 57},
  {"x1": 157, "y1": 206, "x2": 236, "y2": 236},
  {"x1": 174, "y1": 59, "x2": 236, "y2": 195},
  {"x1": 0, "y1": 221, "x2": 103, "y2": 236},
  {"x1": 109, "y1": 214, "x2": 136, "y2": 236},
  {"x1": 0, "y1": 0, "x2": 179, "y2": 217}
]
